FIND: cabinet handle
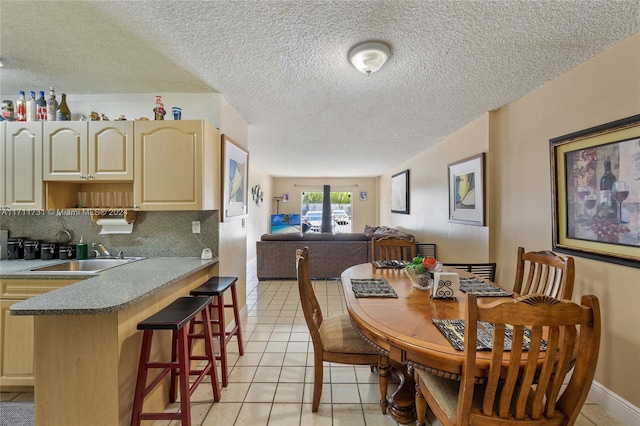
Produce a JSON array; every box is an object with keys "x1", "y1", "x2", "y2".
[
  {"x1": 87, "y1": 174, "x2": 94, "y2": 179},
  {"x1": 80, "y1": 174, "x2": 87, "y2": 179}
]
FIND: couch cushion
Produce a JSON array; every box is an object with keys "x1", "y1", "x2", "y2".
[
  {"x1": 363, "y1": 224, "x2": 380, "y2": 236},
  {"x1": 333, "y1": 233, "x2": 370, "y2": 241},
  {"x1": 261, "y1": 233, "x2": 303, "y2": 241},
  {"x1": 302, "y1": 233, "x2": 335, "y2": 241},
  {"x1": 372, "y1": 226, "x2": 414, "y2": 240}
]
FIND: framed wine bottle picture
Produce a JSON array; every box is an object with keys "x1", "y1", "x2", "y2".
[{"x1": 550, "y1": 114, "x2": 640, "y2": 268}]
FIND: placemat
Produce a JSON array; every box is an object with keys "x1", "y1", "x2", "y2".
[
  {"x1": 371, "y1": 260, "x2": 408, "y2": 269},
  {"x1": 351, "y1": 278, "x2": 398, "y2": 298},
  {"x1": 432, "y1": 319, "x2": 547, "y2": 352},
  {"x1": 459, "y1": 278, "x2": 514, "y2": 297}
]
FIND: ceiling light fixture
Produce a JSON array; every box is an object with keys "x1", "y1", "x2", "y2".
[{"x1": 349, "y1": 41, "x2": 391, "y2": 75}]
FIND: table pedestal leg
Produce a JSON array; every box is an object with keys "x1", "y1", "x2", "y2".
[{"x1": 387, "y1": 362, "x2": 416, "y2": 424}]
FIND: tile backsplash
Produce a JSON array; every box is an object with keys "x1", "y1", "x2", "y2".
[{"x1": 0, "y1": 210, "x2": 219, "y2": 258}]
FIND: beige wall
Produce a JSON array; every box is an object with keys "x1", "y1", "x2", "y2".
[
  {"x1": 493, "y1": 32, "x2": 640, "y2": 407},
  {"x1": 376, "y1": 32, "x2": 640, "y2": 407},
  {"x1": 378, "y1": 114, "x2": 491, "y2": 262},
  {"x1": 217, "y1": 96, "x2": 249, "y2": 313},
  {"x1": 246, "y1": 163, "x2": 273, "y2": 261}
]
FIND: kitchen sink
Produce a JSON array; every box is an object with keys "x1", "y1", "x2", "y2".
[{"x1": 29, "y1": 257, "x2": 145, "y2": 274}]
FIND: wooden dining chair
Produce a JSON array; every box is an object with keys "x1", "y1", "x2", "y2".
[
  {"x1": 371, "y1": 237, "x2": 416, "y2": 262},
  {"x1": 442, "y1": 263, "x2": 497, "y2": 282},
  {"x1": 414, "y1": 293, "x2": 601, "y2": 426},
  {"x1": 296, "y1": 247, "x2": 390, "y2": 413},
  {"x1": 513, "y1": 247, "x2": 575, "y2": 299}
]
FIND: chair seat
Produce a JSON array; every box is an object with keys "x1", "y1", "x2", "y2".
[
  {"x1": 319, "y1": 314, "x2": 378, "y2": 355},
  {"x1": 415, "y1": 368, "x2": 483, "y2": 424}
]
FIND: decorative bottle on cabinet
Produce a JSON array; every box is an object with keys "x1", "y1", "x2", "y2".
[
  {"x1": 15, "y1": 91, "x2": 26, "y2": 121},
  {"x1": 26, "y1": 91, "x2": 37, "y2": 121},
  {"x1": 36, "y1": 91, "x2": 47, "y2": 120},
  {"x1": 57, "y1": 93, "x2": 71, "y2": 121},
  {"x1": 598, "y1": 156, "x2": 617, "y2": 218},
  {"x1": 46, "y1": 87, "x2": 58, "y2": 121}
]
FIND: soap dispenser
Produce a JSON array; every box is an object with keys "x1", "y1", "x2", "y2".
[{"x1": 76, "y1": 236, "x2": 88, "y2": 260}]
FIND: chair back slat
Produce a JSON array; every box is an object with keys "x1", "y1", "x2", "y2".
[
  {"x1": 416, "y1": 243, "x2": 437, "y2": 259},
  {"x1": 296, "y1": 247, "x2": 323, "y2": 345},
  {"x1": 458, "y1": 293, "x2": 600, "y2": 425},
  {"x1": 514, "y1": 247, "x2": 575, "y2": 299},
  {"x1": 371, "y1": 237, "x2": 416, "y2": 262}
]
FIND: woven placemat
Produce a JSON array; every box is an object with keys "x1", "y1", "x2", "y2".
[
  {"x1": 351, "y1": 278, "x2": 398, "y2": 298},
  {"x1": 432, "y1": 319, "x2": 547, "y2": 352},
  {"x1": 459, "y1": 278, "x2": 513, "y2": 297},
  {"x1": 371, "y1": 260, "x2": 407, "y2": 269}
]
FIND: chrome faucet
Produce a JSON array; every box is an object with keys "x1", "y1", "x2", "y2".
[{"x1": 92, "y1": 243, "x2": 111, "y2": 258}]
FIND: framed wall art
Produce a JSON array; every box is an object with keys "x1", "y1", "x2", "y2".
[
  {"x1": 550, "y1": 114, "x2": 640, "y2": 268},
  {"x1": 448, "y1": 153, "x2": 485, "y2": 226},
  {"x1": 221, "y1": 134, "x2": 249, "y2": 222},
  {"x1": 391, "y1": 169, "x2": 409, "y2": 214}
]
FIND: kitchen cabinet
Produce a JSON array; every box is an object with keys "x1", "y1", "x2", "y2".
[
  {"x1": 2, "y1": 122, "x2": 44, "y2": 210},
  {"x1": 43, "y1": 121, "x2": 133, "y2": 181},
  {"x1": 0, "y1": 278, "x2": 79, "y2": 388},
  {"x1": 134, "y1": 120, "x2": 220, "y2": 210}
]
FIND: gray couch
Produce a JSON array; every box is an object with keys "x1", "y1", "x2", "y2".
[{"x1": 256, "y1": 226, "x2": 415, "y2": 280}]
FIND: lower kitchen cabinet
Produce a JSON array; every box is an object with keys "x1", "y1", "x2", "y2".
[{"x1": 0, "y1": 279, "x2": 79, "y2": 389}]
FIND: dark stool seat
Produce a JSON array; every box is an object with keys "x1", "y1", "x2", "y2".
[
  {"x1": 189, "y1": 276, "x2": 244, "y2": 387},
  {"x1": 130, "y1": 296, "x2": 220, "y2": 426}
]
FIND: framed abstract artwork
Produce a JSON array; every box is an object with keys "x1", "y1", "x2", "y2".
[
  {"x1": 550, "y1": 114, "x2": 640, "y2": 268},
  {"x1": 448, "y1": 153, "x2": 485, "y2": 226},
  {"x1": 391, "y1": 169, "x2": 410, "y2": 214},
  {"x1": 221, "y1": 134, "x2": 249, "y2": 221}
]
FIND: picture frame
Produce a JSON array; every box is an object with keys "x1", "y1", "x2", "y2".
[
  {"x1": 550, "y1": 114, "x2": 640, "y2": 268},
  {"x1": 221, "y1": 134, "x2": 249, "y2": 222},
  {"x1": 391, "y1": 169, "x2": 410, "y2": 214},
  {"x1": 448, "y1": 153, "x2": 485, "y2": 226}
]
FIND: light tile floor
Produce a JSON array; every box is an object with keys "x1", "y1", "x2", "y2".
[{"x1": 0, "y1": 266, "x2": 626, "y2": 426}]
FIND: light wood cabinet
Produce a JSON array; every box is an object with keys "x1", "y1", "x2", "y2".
[
  {"x1": 134, "y1": 120, "x2": 220, "y2": 210},
  {"x1": 43, "y1": 121, "x2": 133, "y2": 182},
  {"x1": 2, "y1": 122, "x2": 44, "y2": 210},
  {"x1": 0, "y1": 278, "x2": 79, "y2": 389}
]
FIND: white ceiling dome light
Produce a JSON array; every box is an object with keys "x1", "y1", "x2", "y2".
[{"x1": 349, "y1": 42, "x2": 391, "y2": 75}]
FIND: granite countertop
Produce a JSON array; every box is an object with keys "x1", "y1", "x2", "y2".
[{"x1": 5, "y1": 257, "x2": 218, "y2": 316}]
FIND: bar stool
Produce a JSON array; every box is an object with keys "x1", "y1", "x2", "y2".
[
  {"x1": 189, "y1": 276, "x2": 244, "y2": 387},
  {"x1": 130, "y1": 296, "x2": 221, "y2": 426}
]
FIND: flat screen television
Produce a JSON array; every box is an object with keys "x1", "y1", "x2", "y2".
[{"x1": 270, "y1": 214, "x2": 301, "y2": 234}]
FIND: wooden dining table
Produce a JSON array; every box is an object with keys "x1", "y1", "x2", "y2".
[{"x1": 340, "y1": 263, "x2": 516, "y2": 424}]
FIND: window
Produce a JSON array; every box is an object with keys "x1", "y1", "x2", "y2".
[{"x1": 301, "y1": 191, "x2": 352, "y2": 233}]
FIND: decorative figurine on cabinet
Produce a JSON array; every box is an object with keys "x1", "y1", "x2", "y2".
[{"x1": 153, "y1": 95, "x2": 166, "y2": 120}]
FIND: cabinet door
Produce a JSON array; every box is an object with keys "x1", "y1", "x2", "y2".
[
  {"x1": 134, "y1": 121, "x2": 203, "y2": 210},
  {"x1": 88, "y1": 121, "x2": 134, "y2": 181},
  {"x1": 0, "y1": 299, "x2": 34, "y2": 387},
  {"x1": 43, "y1": 122, "x2": 87, "y2": 181},
  {"x1": 4, "y1": 122, "x2": 44, "y2": 209}
]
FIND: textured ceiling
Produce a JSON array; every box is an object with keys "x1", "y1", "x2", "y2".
[{"x1": 1, "y1": 1, "x2": 639, "y2": 177}]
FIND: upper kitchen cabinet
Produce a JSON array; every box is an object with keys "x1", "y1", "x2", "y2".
[
  {"x1": 2, "y1": 122, "x2": 44, "y2": 210},
  {"x1": 43, "y1": 121, "x2": 133, "y2": 181},
  {"x1": 134, "y1": 120, "x2": 220, "y2": 211}
]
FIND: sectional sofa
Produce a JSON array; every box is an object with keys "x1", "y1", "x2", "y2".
[{"x1": 256, "y1": 226, "x2": 415, "y2": 280}]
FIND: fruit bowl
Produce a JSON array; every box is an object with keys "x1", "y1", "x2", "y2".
[{"x1": 405, "y1": 267, "x2": 433, "y2": 290}]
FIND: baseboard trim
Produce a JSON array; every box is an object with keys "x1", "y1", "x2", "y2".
[{"x1": 589, "y1": 380, "x2": 639, "y2": 425}]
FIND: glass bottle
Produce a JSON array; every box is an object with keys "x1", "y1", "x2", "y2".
[
  {"x1": 46, "y1": 87, "x2": 58, "y2": 121},
  {"x1": 15, "y1": 91, "x2": 26, "y2": 121},
  {"x1": 26, "y1": 91, "x2": 37, "y2": 121},
  {"x1": 36, "y1": 91, "x2": 47, "y2": 120},
  {"x1": 598, "y1": 156, "x2": 617, "y2": 218},
  {"x1": 57, "y1": 93, "x2": 71, "y2": 121}
]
